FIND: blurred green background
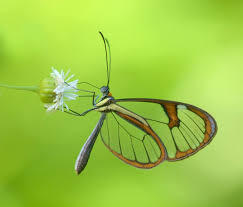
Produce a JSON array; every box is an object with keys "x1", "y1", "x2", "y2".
[{"x1": 0, "y1": 0, "x2": 243, "y2": 206}]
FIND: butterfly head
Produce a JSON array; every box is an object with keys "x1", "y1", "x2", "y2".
[{"x1": 100, "y1": 86, "x2": 112, "y2": 97}]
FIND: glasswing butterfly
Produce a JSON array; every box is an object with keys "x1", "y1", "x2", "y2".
[{"x1": 66, "y1": 32, "x2": 217, "y2": 175}]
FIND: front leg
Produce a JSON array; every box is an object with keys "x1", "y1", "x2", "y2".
[
  {"x1": 63, "y1": 107, "x2": 98, "y2": 116},
  {"x1": 91, "y1": 91, "x2": 100, "y2": 106},
  {"x1": 94, "y1": 94, "x2": 100, "y2": 105}
]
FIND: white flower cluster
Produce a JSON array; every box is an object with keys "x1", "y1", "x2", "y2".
[{"x1": 45, "y1": 68, "x2": 79, "y2": 111}]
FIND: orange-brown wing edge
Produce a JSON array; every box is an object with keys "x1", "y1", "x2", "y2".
[
  {"x1": 168, "y1": 104, "x2": 217, "y2": 161},
  {"x1": 102, "y1": 111, "x2": 167, "y2": 169},
  {"x1": 115, "y1": 98, "x2": 218, "y2": 161}
]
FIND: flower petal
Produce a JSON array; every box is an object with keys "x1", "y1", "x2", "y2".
[{"x1": 46, "y1": 68, "x2": 79, "y2": 112}]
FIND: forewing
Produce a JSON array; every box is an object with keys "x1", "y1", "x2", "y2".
[
  {"x1": 100, "y1": 112, "x2": 167, "y2": 168},
  {"x1": 114, "y1": 98, "x2": 217, "y2": 161}
]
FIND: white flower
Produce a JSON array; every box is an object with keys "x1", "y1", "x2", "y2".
[{"x1": 45, "y1": 67, "x2": 79, "y2": 112}]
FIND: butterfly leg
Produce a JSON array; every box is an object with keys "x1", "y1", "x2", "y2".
[
  {"x1": 93, "y1": 94, "x2": 100, "y2": 105},
  {"x1": 63, "y1": 107, "x2": 98, "y2": 116},
  {"x1": 62, "y1": 91, "x2": 100, "y2": 116}
]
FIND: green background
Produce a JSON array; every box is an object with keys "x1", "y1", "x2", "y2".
[{"x1": 0, "y1": 1, "x2": 242, "y2": 206}]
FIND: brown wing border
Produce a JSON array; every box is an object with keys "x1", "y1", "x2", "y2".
[
  {"x1": 100, "y1": 109, "x2": 167, "y2": 169},
  {"x1": 115, "y1": 98, "x2": 218, "y2": 161}
]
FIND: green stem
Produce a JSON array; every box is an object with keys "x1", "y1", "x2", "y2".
[{"x1": 0, "y1": 84, "x2": 39, "y2": 93}]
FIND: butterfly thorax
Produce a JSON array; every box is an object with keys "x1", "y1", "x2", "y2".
[
  {"x1": 95, "y1": 96, "x2": 115, "y2": 112},
  {"x1": 98, "y1": 86, "x2": 113, "y2": 102}
]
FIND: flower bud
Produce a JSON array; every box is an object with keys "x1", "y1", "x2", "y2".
[
  {"x1": 39, "y1": 77, "x2": 57, "y2": 103},
  {"x1": 0, "y1": 68, "x2": 78, "y2": 112}
]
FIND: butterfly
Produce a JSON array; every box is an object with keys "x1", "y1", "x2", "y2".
[{"x1": 66, "y1": 32, "x2": 217, "y2": 175}]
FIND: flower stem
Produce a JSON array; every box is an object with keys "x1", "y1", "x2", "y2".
[{"x1": 0, "y1": 84, "x2": 39, "y2": 93}]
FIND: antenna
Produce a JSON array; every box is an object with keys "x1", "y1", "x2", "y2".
[{"x1": 99, "y1": 31, "x2": 111, "y2": 87}]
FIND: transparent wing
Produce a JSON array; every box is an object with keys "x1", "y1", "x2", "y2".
[
  {"x1": 112, "y1": 98, "x2": 217, "y2": 161},
  {"x1": 100, "y1": 112, "x2": 167, "y2": 168}
]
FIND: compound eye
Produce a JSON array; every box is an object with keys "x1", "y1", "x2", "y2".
[{"x1": 100, "y1": 86, "x2": 109, "y2": 93}]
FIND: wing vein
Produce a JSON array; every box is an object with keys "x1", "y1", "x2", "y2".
[
  {"x1": 169, "y1": 129, "x2": 180, "y2": 152},
  {"x1": 111, "y1": 112, "x2": 141, "y2": 140},
  {"x1": 130, "y1": 136, "x2": 138, "y2": 162},
  {"x1": 117, "y1": 123, "x2": 122, "y2": 155},
  {"x1": 180, "y1": 121, "x2": 201, "y2": 143},
  {"x1": 178, "y1": 127, "x2": 191, "y2": 149},
  {"x1": 145, "y1": 118, "x2": 167, "y2": 125},
  {"x1": 181, "y1": 110, "x2": 205, "y2": 134},
  {"x1": 148, "y1": 138, "x2": 160, "y2": 158},
  {"x1": 142, "y1": 135, "x2": 151, "y2": 163}
]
